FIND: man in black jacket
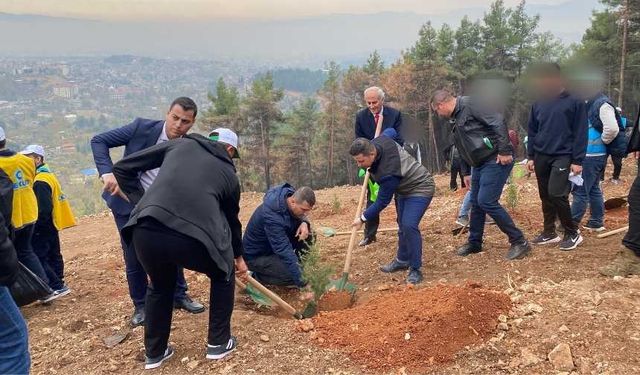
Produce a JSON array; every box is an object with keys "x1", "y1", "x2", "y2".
[
  {"x1": 526, "y1": 63, "x2": 588, "y2": 251},
  {"x1": 0, "y1": 169, "x2": 31, "y2": 375},
  {"x1": 354, "y1": 86, "x2": 403, "y2": 246},
  {"x1": 113, "y1": 130, "x2": 247, "y2": 370},
  {"x1": 432, "y1": 90, "x2": 530, "y2": 260}
]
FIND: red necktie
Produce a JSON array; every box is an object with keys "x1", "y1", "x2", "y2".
[{"x1": 374, "y1": 112, "x2": 380, "y2": 126}]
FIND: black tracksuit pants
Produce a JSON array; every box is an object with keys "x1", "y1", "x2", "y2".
[
  {"x1": 132, "y1": 218, "x2": 234, "y2": 358},
  {"x1": 534, "y1": 153, "x2": 578, "y2": 236},
  {"x1": 364, "y1": 187, "x2": 379, "y2": 240},
  {"x1": 623, "y1": 175, "x2": 640, "y2": 257}
]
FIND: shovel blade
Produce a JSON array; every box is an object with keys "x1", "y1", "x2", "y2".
[
  {"x1": 244, "y1": 283, "x2": 276, "y2": 307},
  {"x1": 320, "y1": 227, "x2": 337, "y2": 237}
]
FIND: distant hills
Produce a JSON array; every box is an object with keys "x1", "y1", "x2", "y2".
[{"x1": 0, "y1": 0, "x2": 599, "y2": 66}]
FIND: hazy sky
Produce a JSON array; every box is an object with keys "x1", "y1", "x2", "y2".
[{"x1": 1, "y1": 0, "x2": 576, "y2": 20}]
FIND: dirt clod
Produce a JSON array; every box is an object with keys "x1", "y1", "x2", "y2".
[{"x1": 313, "y1": 284, "x2": 510, "y2": 371}]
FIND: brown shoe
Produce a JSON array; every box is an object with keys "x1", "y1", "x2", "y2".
[{"x1": 600, "y1": 246, "x2": 640, "y2": 277}]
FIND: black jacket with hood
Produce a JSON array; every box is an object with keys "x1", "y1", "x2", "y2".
[
  {"x1": 113, "y1": 134, "x2": 243, "y2": 281},
  {"x1": 0, "y1": 168, "x2": 18, "y2": 286}
]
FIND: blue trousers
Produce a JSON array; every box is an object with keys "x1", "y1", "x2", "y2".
[
  {"x1": 395, "y1": 196, "x2": 432, "y2": 270},
  {"x1": 114, "y1": 214, "x2": 188, "y2": 308},
  {"x1": 571, "y1": 155, "x2": 606, "y2": 227},
  {"x1": 458, "y1": 190, "x2": 472, "y2": 219},
  {"x1": 0, "y1": 286, "x2": 30, "y2": 375},
  {"x1": 469, "y1": 160, "x2": 525, "y2": 246}
]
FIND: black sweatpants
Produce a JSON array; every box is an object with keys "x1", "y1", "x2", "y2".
[
  {"x1": 623, "y1": 176, "x2": 640, "y2": 257},
  {"x1": 364, "y1": 187, "x2": 379, "y2": 239},
  {"x1": 450, "y1": 157, "x2": 466, "y2": 190},
  {"x1": 534, "y1": 153, "x2": 578, "y2": 236},
  {"x1": 132, "y1": 219, "x2": 234, "y2": 358},
  {"x1": 245, "y1": 234, "x2": 314, "y2": 286}
]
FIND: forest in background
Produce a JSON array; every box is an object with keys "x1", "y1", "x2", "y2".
[{"x1": 200, "y1": 0, "x2": 640, "y2": 192}]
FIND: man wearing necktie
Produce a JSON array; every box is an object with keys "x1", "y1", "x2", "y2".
[{"x1": 354, "y1": 86, "x2": 403, "y2": 246}]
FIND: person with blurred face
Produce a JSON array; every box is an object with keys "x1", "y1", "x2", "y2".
[
  {"x1": 242, "y1": 184, "x2": 316, "y2": 289},
  {"x1": 431, "y1": 89, "x2": 530, "y2": 261},
  {"x1": 91, "y1": 97, "x2": 205, "y2": 327},
  {"x1": 350, "y1": 128, "x2": 435, "y2": 284},
  {"x1": 354, "y1": 86, "x2": 403, "y2": 247},
  {"x1": 526, "y1": 63, "x2": 588, "y2": 251}
]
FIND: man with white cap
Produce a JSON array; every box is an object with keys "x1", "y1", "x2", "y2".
[
  {"x1": 209, "y1": 128, "x2": 240, "y2": 158},
  {"x1": 21, "y1": 144, "x2": 76, "y2": 302},
  {"x1": 0, "y1": 127, "x2": 49, "y2": 286}
]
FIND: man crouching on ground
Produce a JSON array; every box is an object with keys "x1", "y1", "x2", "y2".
[
  {"x1": 350, "y1": 128, "x2": 435, "y2": 284},
  {"x1": 243, "y1": 184, "x2": 316, "y2": 291}
]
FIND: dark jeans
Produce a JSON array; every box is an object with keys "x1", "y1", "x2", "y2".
[
  {"x1": 364, "y1": 188, "x2": 379, "y2": 239},
  {"x1": 245, "y1": 234, "x2": 314, "y2": 286},
  {"x1": 114, "y1": 214, "x2": 188, "y2": 308},
  {"x1": 468, "y1": 159, "x2": 525, "y2": 247},
  {"x1": 601, "y1": 155, "x2": 623, "y2": 180},
  {"x1": 395, "y1": 195, "x2": 431, "y2": 269},
  {"x1": 450, "y1": 157, "x2": 466, "y2": 190},
  {"x1": 571, "y1": 155, "x2": 606, "y2": 227},
  {"x1": 132, "y1": 219, "x2": 234, "y2": 358},
  {"x1": 623, "y1": 176, "x2": 640, "y2": 257},
  {"x1": 534, "y1": 153, "x2": 578, "y2": 236},
  {"x1": 14, "y1": 224, "x2": 48, "y2": 285},
  {"x1": 32, "y1": 228, "x2": 65, "y2": 290},
  {"x1": 0, "y1": 286, "x2": 30, "y2": 375}
]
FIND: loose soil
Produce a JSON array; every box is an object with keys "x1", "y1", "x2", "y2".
[
  {"x1": 318, "y1": 290, "x2": 355, "y2": 311},
  {"x1": 22, "y1": 158, "x2": 640, "y2": 374},
  {"x1": 314, "y1": 284, "x2": 511, "y2": 372}
]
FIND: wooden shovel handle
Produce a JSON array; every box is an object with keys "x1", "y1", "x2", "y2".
[
  {"x1": 343, "y1": 114, "x2": 384, "y2": 274},
  {"x1": 334, "y1": 227, "x2": 398, "y2": 236},
  {"x1": 243, "y1": 275, "x2": 298, "y2": 316},
  {"x1": 597, "y1": 225, "x2": 629, "y2": 239}
]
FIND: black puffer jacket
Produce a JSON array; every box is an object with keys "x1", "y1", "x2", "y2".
[
  {"x1": 113, "y1": 134, "x2": 243, "y2": 281},
  {"x1": 0, "y1": 168, "x2": 18, "y2": 286},
  {"x1": 451, "y1": 96, "x2": 513, "y2": 173}
]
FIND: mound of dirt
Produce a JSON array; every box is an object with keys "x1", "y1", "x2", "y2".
[
  {"x1": 312, "y1": 284, "x2": 511, "y2": 372},
  {"x1": 318, "y1": 290, "x2": 355, "y2": 311}
]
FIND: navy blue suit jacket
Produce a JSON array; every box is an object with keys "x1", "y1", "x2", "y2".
[
  {"x1": 354, "y1": 106, "x2": 403, "y2": 143},
  {"x1": 91, "y1": 118, "x2": 164, "y2": 216}
]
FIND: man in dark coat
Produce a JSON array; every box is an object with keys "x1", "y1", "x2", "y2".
[{"x1": 243, "y1": 184, "x2": 315, "y2": 288}]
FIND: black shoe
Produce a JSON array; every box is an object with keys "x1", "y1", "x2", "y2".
[
  {"x1": 531, "y1": 232, "x2": 561, "y2": 245},
  {"x1": 559, "y1": 232, "x2": 583, "y2": 251},
  {"x1": 380, "y1": 259, "x2": 410, "y2": 273},
  {"x1": 406, "y1": 268, "x2": 423, "y2": 284},
  {"x1": 456, "y1": 243, "x2": 482, "y2": 257},
  {"x1": 506, "y1": 241, "x2": 531, "y2": 260},
  {"x1": 174, "y1": 296, "x2": 205, "y2": 314},
  {"x1": 206, "y1": 336, "x2": 237, "y2": 360},
  {"x1": 130, "y1": 307, "x2": 145, "y2": 327},
  {"x1": 145, "y1": 345, "x2": 174, "y2": 370},
  {"x1": 358, "y1": 236, "x2": 377, "y2": 247}
]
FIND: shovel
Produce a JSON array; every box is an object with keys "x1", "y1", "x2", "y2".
[
  {"x1": 320, "y1": 226, "x2": 398, "y2": 238},
  {"x1": 330, "y1": 113, "x2": 384, "y2": 292},
  {"x1": 237, "y1": 275, "x2": 316, "y2": 319},
  {"x1": 604, "y1": 196, "x2": 628, "y2": 210}
]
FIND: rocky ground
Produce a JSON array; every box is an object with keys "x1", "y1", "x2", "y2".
[{"x1": 22, "y1": 159, "x2": 640, "y2": 375}]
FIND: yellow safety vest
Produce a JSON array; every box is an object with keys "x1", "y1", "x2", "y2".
[
  {"x1": 35, "y1": 169, "x2": 77, "y2": 231},
  {"x1": 0, "y1": 154, "x2": 38, "y2": 229}
]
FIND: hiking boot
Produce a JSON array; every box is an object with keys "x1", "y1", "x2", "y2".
[
  {"x1": 380, "y1": 259, "x2": 410, "y2": 273},
  {"x1": 40, "y1": 285, "x2": 71, "y2": 303},
  {"x1": 456, "y1": 243, "x2": 482, "y2": 257},
  {"x1": 145, "y1": 346, "x2": 174, "y2": 370},
  {"x1": 531, "y1": 232, "x2": 561, "y2": 245},
  {"x1": 206, "y1": 336, "x2": 237, "y2": 360},
  {"x1": 358, "y1": 236, "x2": 376, "y2": 247},
  {"x1": 406, "y1": 268, "x2": 423, "y2": 285},
  {"x1": 506, "y1": 241, "x2": 531, "y2": 260},
  {"x1": 600, "y1": 247, "x2": 640, "y2": 277},
  {"x1": 455, "y1": 216, "x2": 469, "y2": 227},
  {"x1": 559, "y1": 232, "x2": 583, "y2": 251},
  {"x1": 582, "y1": 223, "x2": 606, "y2": 232}
]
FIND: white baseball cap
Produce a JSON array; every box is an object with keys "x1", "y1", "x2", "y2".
[
  {"x1": 20, "y1": 144, "x2": 45, "y2": 158},
  {"x1": 0, "y1": 126, "x2": 5, "y2": 142},
  {"x1": 209, "y1": 128, "x2": 239, "y2": 158}
]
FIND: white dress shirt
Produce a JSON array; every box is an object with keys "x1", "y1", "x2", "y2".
[{"x1": 140, "y1": 122, "x2": 169, "y2": 190}]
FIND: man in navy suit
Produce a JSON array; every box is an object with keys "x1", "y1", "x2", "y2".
[
  {"x1": 354, "y1": 86, "x2": 403, "y2": 246},
  {"x1": 91, "y1": 97, "x2": 204, "y2": 327}
]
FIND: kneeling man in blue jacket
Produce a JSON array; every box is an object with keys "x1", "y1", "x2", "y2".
[{"x1": 243, "y1": 183, "x2": 315, "y2": 288}]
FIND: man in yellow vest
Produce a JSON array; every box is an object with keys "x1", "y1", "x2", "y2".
[
  {"x1": 0, "y1": 127, "x2": 49, "y2": 286},
  {"x1": 21, "y1": 145, "x2": 76, "y2": 302}
]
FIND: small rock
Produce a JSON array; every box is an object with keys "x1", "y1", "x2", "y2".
[
  {"x1": 404, "y1": 333, "x2": 411, "y2": 340},
  {"x1": 497, "y1": 323, "x2": 509, "y2": 331},
  {"x1": 259, "y1": 334, "x2": 270, "y2": 342},
  {"x1": 108, "y1": 365, "x2": 118, "y2": 372},
  {"x1": 613, "y1": 275, "x2": 624, "y2": 282},
  {"x1": 296, "y1": 320, "x2": 315, "y2": 332},
  {"x1": 548, "y1": 343, "x2": 575, "y2": 371},
  {"x1": 523, "y1": 303, "x2": 543, "y2": 315},
  {"x1": 559, "y1": 325, "x2": 570, "y2": 333},
  {"x1": 181, "y1": 357, "x2": 189, "y2": 364},
  {"x1": 520, "y1": 348, "x2": 541, "y2": 366},
  {"x1": 377, "y1": 284, "x2": 391, "y2": 291},
  {"x1": 187, "y1": 360, "x2": 199, "y2": 370},
  {"x1": 498, "y1": 314, "x2": 508, "y2": 323},
  {"x1": 512, "y1": 318, "x2": 524, "y2": 327}
]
